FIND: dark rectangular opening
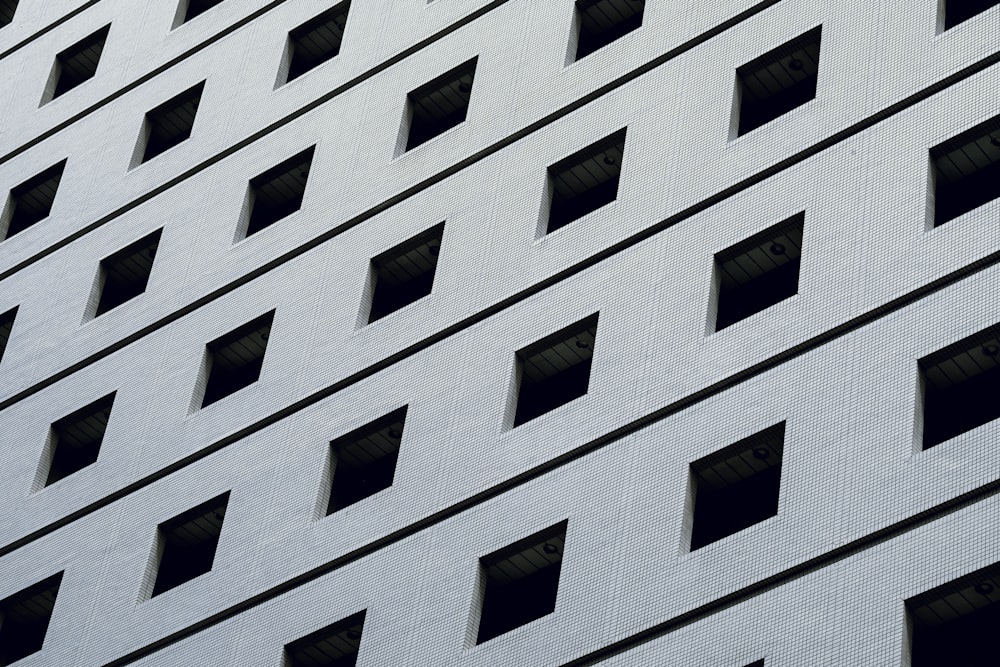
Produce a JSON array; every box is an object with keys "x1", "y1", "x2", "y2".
[
  {"x1": 151, "y1": 493, "x2": 229, "y2": 597},
  {"x1": 367, "y1": 223, "x2": 443, "y2": 323},
  {"x1": 47, "y1": 25, "x2": 110, "y2": 102},
  {"x1": 0, "y1": 307, "x2": 16, "y2": 364},
  {"x1": 327, "y1": 407, "x2": 406, "y2": 514},
  {"x1": 2, "y1": 159, "x2": 66, "y2": 240},
  {"x1": 44, "y1": 393, "x2": 115, "y2": 487},
  {"x1": 199, "y1": 311, "x2": 274, "y2": 408},
  {"x1": 713, "y1": 213, "x2": 803, "y2": 331},
  {"x1": 284, "y1": 2, "x2": 350, "y2": 84},
  {"x1": 689, "y1": 423, "x2": 784, "y2": 550},
  {"x1": 0, "y1": 0, "x2": 16, "y2": 28},
  {"x1": 139, "y1": 82, "x2": 204, "y2": 164},
  {"x1": 0, "y1": 573, "x2": 62, "y2": 665},
  {"x1": 545, "y1": 130, "x2": 625, "y2": 234},
  {"x1": 735, "y1": 27, "x2": 821, "y2": 136},
  {"x1": 244, "y1": 147, "x2": 314, "y2": 238},
  {"x1": 574, "y1": 0, "x2": 645, "y2": 60},
  {"x1": 180, "y1": 0, "x2": 225, "y2": 24},
  {"x1": 930, "y1": 116, "x2": 1000, "y2": 227},
  {"x1": 404, "y1": 59, "x2": 476, "y2": 151},
  {"x1": 285, "y1": 610, "x2": 366, "y2": 667},
  {"x1": 94, "y1": 229, "x2": 162, "y2": 317},
  {"x1": 476, "y1": 521, "x2": 567, "y2": 644},
  {"x1": 943, "y1": 0, "x2": 1000, "y2": 29}
]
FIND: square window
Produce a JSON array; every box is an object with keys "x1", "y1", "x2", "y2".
[
  {"x1": 42, "y1": 24, "x2": 110, "y2": 104},
  {"x1": 0, "y1": 0, "x2": 16, "y2": 29},
  {"x1": 942, "y1": 0, "x2": 1000, "y2": 30},
  {"x1": 150, "y1": 493, "x2": 229, "y2": 597},
  {"x1": 1, "y1": 159, "x2": 67, "y2": 240},
  {"x1": 240, "y1": 147, "x2": 314, "y2": 239},
  {"x1": 175, "y1": 0, "x2": 225, "y2": 26},
  {"x1": 711, "y1": 212, "x2": 803, "y2": 331},
  {"x1": 90, "y1": 229, "x2": 162, "y2": 318},
  {"x1": 196, "y1": 311, "x2": 274, "y2": 409},
  {"x1": 41, "y1": 393, "x2": 115, "y2": 488},
  {"x1": 0, "y1": 306, "x2": 16, "y2": 364},
  {"x1": 284, "y1": 611, "x2": 366, "y2": 667},
  {"x1": 134, "y1": 82, "x2": 205, "y2": 166},
  {"x1": 476, "y1": 521, "x2": 567, "y2": 644},
  {"x1": 365, "y1": 223, "x2": 443, "y2": 323},
  {"x1": 734, "y1": 27, "x2": 821, "y2": 137},
  {"x1": 280, "y1": 1, "x2": 350, "y2": 85},
  {"x1": 929, "y1": 116, "x2": 1000, "y2": 227},
  {"x1": 544, "y1": 129, "x2": 625, "y2": 235},
  {"x1": 326, "y1": 407, "x2": 407, "y2": 514},
  {"x1": 401, "y1": 58, "x2": 477, "y2": 152},
  {"x1": 688, "y1": 423, "x2": 784, "y2": 550},
  {"x1": 0, "y1": 573, "x2": 62, "y2": 665},
  {"x1": 512, "y1": 314, "x2": 598, "y2": 427},
  {"x1": 573, "y1": 0, "x2": 645, "y2": 61}
]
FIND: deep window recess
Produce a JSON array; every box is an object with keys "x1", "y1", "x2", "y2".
[
  {"x1": 476, "y1": 521, "x2": 567, "y2": 644},
  {"x1": 544, "y1": 130, "x2": 626, "y2": 235},
  {"x1": 402, "y1": 58, "x2": 477, "y2": 152},
  {"x1": 150, "y1": 493, "x2": 229, "y2": 597},
  {"x1": 942, "y1": 0, "x2": 1000, "y2": 30},
  {"x1": 43, "y1": 25, "x2": 110, "y2": 104},
  {"x1": 327, "y1": 408, "x2": 407, "y2": 514},
  {"x1": 930, "y1": 116, "x2": 1000, "y2": 227},
  {"x1": 284, "y1": 610, "x2": 366, "y2": 667},
  {"x1": 712, "y1": 212, "x2": 803, "y2": 331},
  {"x1": 512, "y1": 314, "x2": 598, "y2": 427},
  {"x1": 919, "y1": 324, "x2": 1000, "y2": 449},
  {"x1": 135, "y1": 82, "x2": 204, "y2": 165},
  {"x1": 734, "y1": 27, "x2": 821, "y2": 137},
  {"x1": 0, "y1": 307, "x2": 16, "y2": 364},
  {"x1": 1, "y1": 160, "x2": 66, "y2": 241},
  {"x1": 92, "y1": 229, "x2": 162, "y2": 318},
  {"x1": 366, "y1": 223, "x2": 443, "y2": 323},
  {"x1": 0, "y1": 0, "x2": 16, "y2": 29},
  {"x1": 281, "y1": 2, "x2": 350, "y2": 85},
  {"x1": 0, "y1": 573, "x2": 62, "y2": 665},
  {"x1": 197, "y1": 311, "x2": 274, "y2": 409},
  {"x1": 688, "y1": 423, "x2": 784, "y2": 550},
  {"x1": 43, "y1": 393, "x2": 115, "y2": 487},
  {"x1": 573, "y1": 0, "x2": 645, "y2": 61},
  {"x1": 177, "y1": 0, "x2": 225, "y2": 25},
  {"x1": 241, "y1": 148, "x2": 314, "y2": 239}
]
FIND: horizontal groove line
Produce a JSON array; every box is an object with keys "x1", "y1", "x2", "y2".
[{"x1": 0, "y1": 1, "x2": 101, "y2": 62}]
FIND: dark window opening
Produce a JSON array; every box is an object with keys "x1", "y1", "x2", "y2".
[
  {"x1": 0, "y1": 0, "x2": 16, "y2": 29},
  {"x1": 943, "y1": 0, "x2": 1000, "y2": 30},
  {"x1": 284, "y1": 611, "x2": 366, "y2": 667},
  {"x1": 574, "y1": 0, "x2": 645, "y2": 60},
  {"x1": 713, "y1": 213, "x2": 803, "y2": 331},
  {"x1": 366, "y1": 223, "x2": 443, "y2": 323},
  {"x1": 93, "y1": 229, "x2": 161, "y2": 317},
  {"x1": 199, "y1": 311, "x2": 274, "y2": 409},
  {"x1": 243, "y1": 148, "x2": 314, "y2": 239},
  {"x1": 2, "y1": 160, "x2": 66, "y2": 240},
  {"x1": 0, "y1": 573, "x2": 62, "y2": 665},
  {"x1": 44, "y1": 393, "x2": 115, "y2": 487},
  {"x1": 930, "y1": 116, "x2": 1000, "y2": 227},
  {"x1": 689, "y1": 423, "x2": 784, "y2": 550},
  {"x1": 403, "y1": 59, "x2": 476, "y2": 152},
  {"x1": 137, "y1": 82, "x2": 204, "y2": 165},
  {"x1": 151, "y1": 493, "x2": 229, "y2": 597},
  {"x1": 476, "y1": 521, "x2": 567, "y2": 644},
  {"x1": 179, "y1": 0, "x2": 225, "y2": 24},
  {"x1": 283, "y1": 2, "x2": 350, "y2": 84},
  {"x1": 513, "y1": 314, "x2": 598, "y2": 427},
  {"x1": 45, "y1": 25, "x2": 110, "y2": 103},
  {"x1": 545, "y1": 130, "x2": 625, "y2": 234},
  {"x1": 735, "y1": 27, "x2": 821, "y2": 137},
  {"x1": 327, "y1": 408, "x2": 406, "y2": 514},
  {"x1": 0, "y1": 307, "x2": 16, "y2": 364}
]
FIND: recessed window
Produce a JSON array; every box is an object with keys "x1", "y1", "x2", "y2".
[
  {"x1": 175, "y1": 0, "x2": 225, "y2": 26},
  {"x1": 134, "y1": 82, "x2": 204, "y2": 166},
  {"x1": 365, "y1": 223, "x2": 443, "y2": 323},
  {"x1": 42, "y1": 25, "x2": 110, "y2": 104},
  {"x1": 711, "y1": 212, "x2": 803, "y2": 332},
  {"x1": 942, "y1": 0, "x2": 1000, "y2": 30},
  {"x1": 919, "y1": 325, "x2": 1000, "y2": 449},
  {"x1": 929, "y1": 116, "x2": 1000, "y2": 227},
  {"x1": 150, "y1": 493, "x2": 229, "y2": 597},
  {"x1": 734, "y1": 27, "x2": 821, "y2": 137},
  {"x1": 240, "y1": 148, "x2": 314, "y2": 240},
  {"x1": 196, "y1": 311, "x2": 274, "y2": 409},
  {"x1": 543, "y1": 129, "x2": 625, "y2": 235},
  {"x1": 511, "y1": 314, "x2": 598, "y2": 427},
  {"x1": 280, "y1": 1, "x2": 350, "y2": 85},
  {"x1": 573, "y1": 0, "x2": 645, "y2": 61},
  {"x1": 0, "y1": 0, "x2": 17, "y2": 29},
  {"x1": 284, "y1": 611, "x2": 366, "y2": 667},
  {"x1": 476, "y1": 521, "x2": 567, "y2": 644},
  {"x1": 0, "y1": 307, "x2": 16, "y2": 364},
  {"x1": 40, "y1": 393, "x2": 115, "y2": 488},
  {"x1": 1, "y1": 159, "x2": 67, "y2": 240},
  {"x1": 326, "y1": 407, "x2": 406, "y2": 514},
  {"x1": 90, "y1": 229, "x2": 161, "y2": 318},
  {"x1": 688, "y1": 423, "x2": 784, "y2": 550},
  {"x1": 401, "y1": 58, "x2": 477, "y2": 152},
  {"x1": 0, "y1": 572, "x2": 62, "y2": 665}
]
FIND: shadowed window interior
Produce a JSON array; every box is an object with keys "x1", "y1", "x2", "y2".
[
  {"x1": 713, "y1": 212, "x2": 803, "y2": 331},
  {"x1": 403, "y1": 58, "x2": 476, "y2": 151},
  {"x1": 366, "y1": 223, "x2": 443, "y2": 323},
  {"x1": 179, "y1": 0, "x2": 225, "y2": 24},
  {"x1": 43, "y1": 393, "x2": 115, "y2": 487},
  {"x1": 0, "y1": 307, "x2": 16, "y2": 364},
  {"x1": 735, "y1": 27, "x2": 821, "y2": 137},
  {"x1": 545, "y1": 129, "x2": 625, "y2": 234},
  {"x1": 93, "y1": 229, "x2": 161, "y2": 317},
  {"x1": 151, "y1": 493, "x2": 229, "y2": 597},
  {"x1": 689, "y1": 423, "x2": 785, "y2": 550},
  {"x1": 283, "y1": 1, "x2": 350, "y2": 84},
  {"x1": 0, "y1": 572, "x2": 62, "y2": 665},
  {"x1": 243, "y1": 147, "x2": 314, "y2": 238},
  {"x1": 327, "y1": 407, "x2": 407, "y2": 514},
  {"x1": 943, "y1": 0, "x2": 1000, "y2": 30},
  {"x1": 137, "y1": 82, "x2": 204, "y2": 165},
  {"x1": 476, "y1": 521, "x2": 567, "y2": 644},
  {"x1": 285, "y1": 611, "x2": 366, "y2": 667},
  {"x1": 44, "y1": 24, "x2": 110, "y2": 103},
  {"x1": 199, "y1": 311, "x2": 274, "y2": 408},
  {"x1": 0, "y1": 0, "x2": 16, "y2": 28},
  {"x1": 573, "y1": 0, "x2": 645, "y2": 61},
  {"x1": 2, "y1": 159, "x2": 66, "y2": 240},
  {"x1": 930, "y1": 115, "x2": 1000, "y2": 227}
]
